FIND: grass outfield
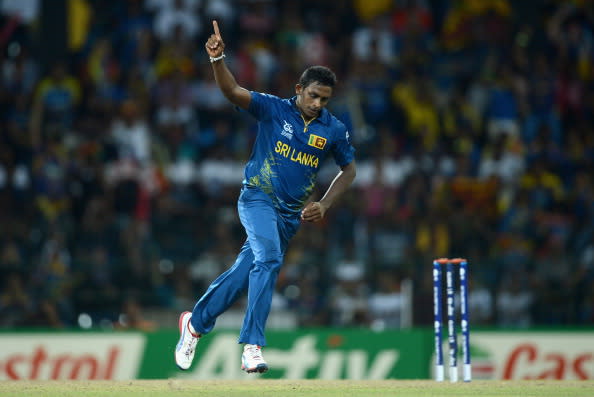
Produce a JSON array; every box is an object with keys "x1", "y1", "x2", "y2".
[{"x1": 1, "y1": 380, "x2": 593, "y2": 397}]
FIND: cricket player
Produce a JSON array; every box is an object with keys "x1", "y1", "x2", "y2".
[{"x1": 175, "y1": 20, "x2": 356, "y2": 373}]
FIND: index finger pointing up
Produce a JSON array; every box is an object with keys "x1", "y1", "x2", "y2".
[{"x1": 213, "y1": 20, "x2": 221, "y2": 38}]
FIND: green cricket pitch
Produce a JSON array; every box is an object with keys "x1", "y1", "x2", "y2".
[{"x1": 1, "y1": 380, "x2": 593, "y2": 397}]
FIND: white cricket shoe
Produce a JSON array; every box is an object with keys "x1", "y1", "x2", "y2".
[
  {"x1": 241, "y1": 344, "x2": 268, "y2": 373},
  {"x1": 175, "y1": 311, "x2": 200, "y2": 370}
]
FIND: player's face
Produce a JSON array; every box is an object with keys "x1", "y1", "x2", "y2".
[{"x1": 295, "y1": 82, "x2": 333, "y2": 119}]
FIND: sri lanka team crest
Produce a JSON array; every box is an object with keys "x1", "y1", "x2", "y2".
[{"x1": 308, "y1": 134, "x2": 327, "y2": 150}]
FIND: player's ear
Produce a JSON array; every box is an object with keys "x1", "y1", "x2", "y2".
[{"x1": 295, "y1": 84, "x2": 303, "y2": 95}]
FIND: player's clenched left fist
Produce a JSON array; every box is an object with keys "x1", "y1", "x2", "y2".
[{"x1": 301, "y1": 201, "x2": 327, "y2": 222}]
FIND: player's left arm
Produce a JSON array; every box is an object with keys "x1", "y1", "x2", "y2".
[{"x1": 301, "y1": 160, "x2": 356, "y2": 223}]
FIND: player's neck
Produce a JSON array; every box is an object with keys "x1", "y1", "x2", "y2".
[
  {"x1": 296, "y1": 97, "x2": 314, "y2": 123},
  {"x1": 300, "y1": 112, "x2": 315, "y2": 123}
]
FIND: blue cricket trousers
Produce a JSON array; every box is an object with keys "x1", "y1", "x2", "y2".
[{"x1": 190, "y1": 186, "x2": 301, "y2": 346}]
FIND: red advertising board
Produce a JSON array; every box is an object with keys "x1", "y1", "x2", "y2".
[
  {"x1": 467, "y1": 332, "x2": 593, "y2": 380},
  {"x1": 0, "y1": 334, "x2": 145, "y2": 380}
]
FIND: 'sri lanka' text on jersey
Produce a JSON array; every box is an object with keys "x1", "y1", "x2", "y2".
[
  {"x1": 244, "y1": 91, "x2": 355, "y2": 215},
  {"x1": 274, "y1": 140, "x2": 320, "y2": 168}
]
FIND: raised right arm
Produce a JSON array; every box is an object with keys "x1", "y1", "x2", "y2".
[{"x1": 206, "y1": 20, "x2": 251, "y2": 110}]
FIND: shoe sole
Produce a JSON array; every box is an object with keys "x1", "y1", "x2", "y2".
[
  {"x1": 241, "y1": 363, "x2": 269, "y2": 373},
  {"x1": 175, "y1": 311, "x2": 192, "y2": 371}
]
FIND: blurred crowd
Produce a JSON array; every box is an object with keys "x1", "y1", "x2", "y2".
[{"x1": 0, "y1": 0, "x2": 593, "y2": 331}]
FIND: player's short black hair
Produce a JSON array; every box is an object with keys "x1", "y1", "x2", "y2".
[{"x1": 299, "y1": 66, "x2": 337, "y2": 88}]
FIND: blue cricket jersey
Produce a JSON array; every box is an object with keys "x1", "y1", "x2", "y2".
[{"x1": 244, "y1": 91, "x2": 355, "y2": 215}]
